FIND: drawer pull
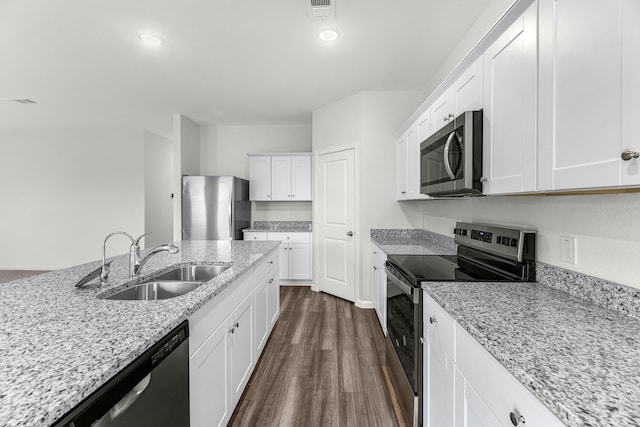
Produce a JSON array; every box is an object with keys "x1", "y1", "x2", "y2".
[
  {"x1": 429, "y1": 316, "x2": 437, "y2": 325},
  {"x1": 269, "y1": 261, "x2": 274, "y2": 264},
  {"x1": 373, "y1": 266, "x2": 377, "y2": 270},
  {"x1": 510, "y1": 410, "x2": 525, "y2": 426},
  {"x1": 269, "y1": 279, "x2": 274, "y2": 284},
  {"x1": 234, "y1": 322, "x2": 240, "y2": 328},
  {"x1": 229, "y1": 327, "x2": 235, "y2": 334}
]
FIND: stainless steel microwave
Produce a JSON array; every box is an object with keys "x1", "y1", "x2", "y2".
[{"x1": 420, "y1": 110, "x2": 483, "y2": 196}]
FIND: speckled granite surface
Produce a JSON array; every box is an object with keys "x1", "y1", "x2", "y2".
[
  {"x1": 0, "y1": 240, "x2": 279, "y2": 427},
  {"x1": 370, "y1": 228, "x2": 456, "y2": 255},
  {"x1": 423, "y1": 281, "x2": 640, "y2": 427},
  {"x1": 243, "y1": 221, "x2": 312, "y2": 232},
  {"x1": 537, "y1": 262, "x2": 640, "y2": 320}
]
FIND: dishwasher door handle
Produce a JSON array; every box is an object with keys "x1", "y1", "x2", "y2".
[{"x1": 108, "y1": 373, "x2": 152, "y2": 420}]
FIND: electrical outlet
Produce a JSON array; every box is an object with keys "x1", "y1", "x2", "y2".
[{"x1": 560, "y1": 236, "x2": 577, "y2": 264}]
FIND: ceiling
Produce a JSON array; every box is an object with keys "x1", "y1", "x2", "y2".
[{"x1": 0, "y1": 0, "x2": 491, "y2": 136}]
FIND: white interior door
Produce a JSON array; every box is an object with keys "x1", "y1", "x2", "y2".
[{"x1": 317, "y1": 148, "x2": 356, "y2": 302}]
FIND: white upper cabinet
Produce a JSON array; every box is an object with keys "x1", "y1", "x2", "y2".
[
  {"x1": 482, "y1": 2, "x2": 538, "y2": 195},
  {"x1": 248, "y1": 154, "x2": 312, "y2": 201},
  {"x1": 431, "y1": 89, "x2": 456, "y2": 131},
  {"x1": 270, "y1": 156, "x2": 292, "y2": 200},
  {"x1": 396, "y1": 129, "x2": 410, "y2": 200},
  {"x1": 291, "y1": 155, "x2": 312, "y2": 200},
  {"x1": 248, "y1": 155, "x2": 271, "y2": 201},
  {"x1": 538, "y1": 0, "x2": 640, "y2": 190},
  {"x1": 454, "y1": 56, "x2": 483, "y2": 116},
  {"x1": 621, "y1": 0, "x2": 640, "y2": 186}
]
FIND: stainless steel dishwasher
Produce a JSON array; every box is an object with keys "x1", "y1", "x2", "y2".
[{"x1": 54, "y1": 321, "x2": 190, "y2": 427}]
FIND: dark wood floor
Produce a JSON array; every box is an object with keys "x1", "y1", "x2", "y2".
[
  {"x1": 229, "y1": 286, "x2": 400, "y2": 427},
  {"x1": 0, "y1": 270, "x2": 46, "y2": 284}
]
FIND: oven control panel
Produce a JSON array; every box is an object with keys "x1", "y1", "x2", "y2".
[{"x1": 453, "y1": 222, "x2": 535, "y2": 262}]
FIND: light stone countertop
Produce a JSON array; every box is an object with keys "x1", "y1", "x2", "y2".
[
  {"x1": 0, "y1": 240, "x2": 279, "y2": 427},
  {"x1": 242, "y1": 221, "x2": 312, "y2": 232},
  {"x1": 370, "y1": 228, "x2": 456, "y2": 255}
]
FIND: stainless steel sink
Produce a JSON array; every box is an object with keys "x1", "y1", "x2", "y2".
[
  {"x1": 105, "y1": 281, "x2": 203, "y2": 300},
  {"x1": 153, "y1": 264, "x2": 229, "y2": 282},
  {"x1": 103, "y1": 264, "x2": 229, "y2": 301}
]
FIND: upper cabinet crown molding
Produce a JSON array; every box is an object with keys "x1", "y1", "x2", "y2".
[{"x1": 248, "y1": 153, "x2": 312, "y2": 201}]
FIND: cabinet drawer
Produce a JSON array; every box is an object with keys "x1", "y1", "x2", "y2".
[
  {"x1": 456, "y1": 323, "x2": 565, "y2": 427},
  {"x1": 267, "y1": 232, "x2": 310, "y2": 244},
  {"x1": 255, "y1": 250, "x2": 278, "y2": 283},
  {"x1": 243, "y1": 231, "x2": 267, "y2": 241},
  {"x1": 423, "y1": 292, "x2": 455, "y2": 359}
]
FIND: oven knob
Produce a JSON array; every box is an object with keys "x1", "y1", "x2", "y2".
[{"x1": 510, "y1": 238, "x2": 518, "y2": 247}]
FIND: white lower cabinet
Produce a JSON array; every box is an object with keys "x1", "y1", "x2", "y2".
[
  {"x1": 189, "y1": 253, "x2": 279, "y2": 427},
  {"x1": 371, "y1": 242, "x2": 387, "y2": 334},
  {"x1": 244, "y1": 231, "x2": 312, "y2": 281},
  {"x1": 423, "y1": 292, "x2": 565, "y2": 427},
  {"x1": 455, "y1": 368, "x2": 501, "y2": 427},
  {"x1": 190, "y1": 320, "x2": 230, "y2": 427}
]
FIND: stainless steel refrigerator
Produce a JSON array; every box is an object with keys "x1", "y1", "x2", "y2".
[{"x1": 182, "y1": 176, "x2": 250, "y2": 240}]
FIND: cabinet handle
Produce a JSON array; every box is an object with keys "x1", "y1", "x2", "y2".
[
  {"x1": 429, "y1": 316, "x2": 437, "y2": 324},
  {"x1": 229, "y1": 327, "x2": 235, "y2": 334},
  {"x1": 480, "y1": 177, "x2": 488, "y2": 183},
  {"x1": 621, "y1": 149, "x2": 640, "y2": 161},
  {"x1": 269, "y1": 261, "x2": 274, "y2": 265},
  {"x1": 234, "y1": 322, "x2": 240, "y2": 328},
  {"x1": 373, "y1": 266, "x2": 377, "y2": 270},
  {"x1": 509, "y1": 410, "x2": 525, "y2": 426},
  {"x1": 420, "y1": 337, "x2": 427, "y2": 345},
  {"x1": 347, "y1": 231, "x2": 354, "y2": 237},
  {"x1": 269, "y1": 279, "x2": 274, "y2": 284}
]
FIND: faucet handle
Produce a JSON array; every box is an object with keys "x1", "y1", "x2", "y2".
[{"x1": 133, "y1": 232, "x2": 151, "y2": 248}]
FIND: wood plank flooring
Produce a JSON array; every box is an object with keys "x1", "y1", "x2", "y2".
[
  {"x1": 0, "y1": 270, "x2": 47, "y2": 284},
  {"x1": 229, "y1": 286, "x2": 400, "y2": 427}
]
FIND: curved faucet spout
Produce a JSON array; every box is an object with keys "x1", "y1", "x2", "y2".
[
  {"x1": 100, "y1": 231, "x2": 135, "y2": 285},
  {"x1": 133, "y1": 244, "x2": 180, "y2": 277}
]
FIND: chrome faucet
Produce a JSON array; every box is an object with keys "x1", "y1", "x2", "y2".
[
  {"x1": 100, "y1": 231, "x2": 135, "y2": 284},
  {"x1": 131, "y1": 243, "x2": 179, "y2": 278}
]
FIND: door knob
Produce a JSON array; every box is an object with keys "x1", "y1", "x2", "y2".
[
  {"x1": 347, "y1": 231, "x2": 354, "y2": 237},
  {"x1": 621, "y1": 149, "x2": 639, "y2": 161}
]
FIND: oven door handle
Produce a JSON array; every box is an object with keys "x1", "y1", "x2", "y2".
[
  {"x1": 443, "y1": 131, "x2": 457, "y2": 180},
  {"x1": 385, "y1": 267, "x2": 420, "y2": 304}
]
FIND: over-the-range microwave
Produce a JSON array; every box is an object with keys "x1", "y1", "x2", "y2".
[{"x1": 420, "y1": 110, "x2": 483, "y2": 197}]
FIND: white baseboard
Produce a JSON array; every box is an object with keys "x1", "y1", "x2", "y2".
[
  {"x1": 280, "y1": 280, "x2": 313, "y2": 287},
  {"x1": 355, "y1": 299, "x2": 374, "y2": 309}
]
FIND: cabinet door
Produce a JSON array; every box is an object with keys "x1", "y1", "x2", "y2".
[
  {"x1": 539, "y1": 0, "x2": 622, "y2": 190},
  {"x1": 431, "y1": 88, "x2": 455, "y2": 132},
  {"x1": 249, "y1": 156, "x2": 272, "y2": 201},
  {"x1": 291, "y1": 155, "x2": 312, "y2": 201},
  {"x1": 288, "y1": 243, "x2": 311, "y2": 280},
  {"x1": 371, "y1": 256, "x2": 379, "y2": 320},
  {"x1": 267, "y1": 271, "x2": 280, "y2": 327},
  {"x1": 396, "y1": 131, "x2": 409, "y2": 199},
  {"x1": 454, "y1": 56, "x2": 483, "y2": 115},
  {"x1": 621, "y1": 0, "x2": 640, "y2": 186},
  {"x1": 425, "y1": 335, "x2": 455, "y2": 427},
  {"x1": 454, "y1": 368, "x2": 501, "y2": 427},
  {"x1": 416, "y1": 108, "x2": 432, "y2": 143},
  {"x1": 377, "y1": 257, "x2": 387, "y2": 335},
  {"x1": 271, "y1": 155, "x2": 292, "y2": 200},
  {"x1": 406, "y1": 125, "x2": 424, "y2": 199},
  {"x1": 483, "y1": 2, "x2": 537, "y2": 194},
  {"x1": 254, "y1": 278, "x2": 269, "y2": 356},
  {"x1": 278, "y1": 244, "x2": 289, "y2": 280},
  {"x1": 243, "y1": 231, "x2": 267, "y2": 241},
  {"x1": 229, "y1": 294, "x2": 255, "y2": 406},
  {"x1": 190, "y1": 320, "x2": 230, "y2": 427}
]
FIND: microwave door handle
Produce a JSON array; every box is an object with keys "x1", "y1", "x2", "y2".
[{"x1": 443, "y1": 131, "x2": 457, "y2": 180}]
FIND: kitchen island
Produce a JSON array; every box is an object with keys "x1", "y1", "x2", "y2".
[{"x1": 0, "y1": 240, "x2": 279, "y2": 427}]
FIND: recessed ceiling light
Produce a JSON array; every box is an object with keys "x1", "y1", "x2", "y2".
[
  {"x1": 138, "y1": 32, "x2": 164, "y2": 47},
  {"x1": 318, "y1": 26, "x2": 340, "y2": 42}
]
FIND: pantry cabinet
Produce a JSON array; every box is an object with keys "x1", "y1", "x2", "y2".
[
  {"x1": 482, "y1": 1, "x2": 537, "y2": 194},
  {"x1": 538, "y1": 0, "x2": 640, "y2": 190},
  {"x1": 248, "y1": 154, "x2": 312, "y2": 201}
]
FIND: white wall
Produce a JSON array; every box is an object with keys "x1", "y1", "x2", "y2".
[
  {"x1": 172, "y1": 114, "x2": 201, "y2": 240},
  {"x1": 0, "y1": 129, "x2": 144, "y2": 269},
  {"x1": 200, "y1": 123, "x2": 313, "y2": 222},
  {"x1": 144, "y1": 131, "x2": 173, "y2": 247},
  {"x1": 312, "y1": 91, "x2": 423, "y2": 304}
]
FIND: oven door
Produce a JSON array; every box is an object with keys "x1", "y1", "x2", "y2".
[{"x1": 385, "y1": 265, "x2": 422, "y2": 426}]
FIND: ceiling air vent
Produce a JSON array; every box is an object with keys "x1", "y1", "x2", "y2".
[
  {"x1": 309, "y1": 0, "x2": 335, "y2": 19},
  {"x1": 0, "y1": 98, "x2": 37, "y2": 104}
]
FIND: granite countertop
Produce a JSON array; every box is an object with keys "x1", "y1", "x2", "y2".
[
  {"x1": 370, "y1": 228, "x2": 456, "y2": 255},
  {"x1": 423, "y1": 281, "x2": 640, "y2": 427},
  {"x1": 243, "y1": 221, "x2": 312, "y2": 232},
  {"x1": 0, "y1": 240, "x2": 279, "y2": 427}
]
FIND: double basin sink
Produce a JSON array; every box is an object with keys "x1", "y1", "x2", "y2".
[{"x1": 105, "y1": 264, "x2": 229, "y2": 301}]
